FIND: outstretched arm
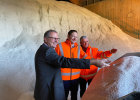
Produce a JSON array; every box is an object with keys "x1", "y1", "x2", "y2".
[{"x1": 45, "y1": 48, "x2": 110, "y2": 69}]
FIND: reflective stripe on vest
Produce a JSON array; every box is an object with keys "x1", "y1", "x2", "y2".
[
  {"x1": 90, "y1": 48, "x2": 92, "y2": 57},
  {"x1": 80, "y1": 72, "x2": 97, "y2": 78},
  {"x1": 77, "y1": 45, "x2": 87, "y2": 59},
  {"x1": 59, "y1": 43, "x2": 64, "y2": 56},
  {"x1": 80, "y1": 45, "x2": 88, "y2": 59},
  {"x1": 62, "y1": 71, "x2": 80, "y2": 76},
  {"x1": 78, "y1": 45, "x2": 80, "y2": 58},
  {"x1": 90, "y1": 48, "x2": 94, "y2": 59},
  {"x1": 82, "y1": 54, "x2": 87, "y2": 59}
]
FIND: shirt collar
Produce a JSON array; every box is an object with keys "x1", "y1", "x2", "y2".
[
  {"x1": 65, "y1": 39, "x2": 78, "y2": 48},
  {"x1": 44, "y1": 43, "x2": 48, "y2": 47}
]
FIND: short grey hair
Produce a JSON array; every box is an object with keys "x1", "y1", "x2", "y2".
[
  {"x1": 80, "y1": 36, "x2": 87, "y2": 42},
  {"x1": 44, "y1": 29, "x2": 57, "y2": 38}
]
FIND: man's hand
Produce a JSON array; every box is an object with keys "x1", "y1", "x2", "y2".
[
  {"x1": 110, "y1": 48, "x2": 117, "y2": 53},
  {"x1": 90, "y1": 59, "x2": 111, "y2": 68}
]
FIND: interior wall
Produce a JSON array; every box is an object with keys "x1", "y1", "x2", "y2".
[{"x1": 85, "y1": 0, "x2": 140, "y2": 39}]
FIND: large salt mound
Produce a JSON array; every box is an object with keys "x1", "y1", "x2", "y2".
[
  {"x1": 82, "y1": 53, "x2": 140, "y2": 100},
  {"x1": 0, "y1": 0, "x2": 140, "y2": 100}
]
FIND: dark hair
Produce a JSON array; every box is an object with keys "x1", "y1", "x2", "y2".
[
  {"x1": 44, "y1": 29, "x2": 57, "y2": 38},
  {"x1": 80, "y1": 36, "x2": 87, "y2": 42},
  {"x1": 68, "y1": 30, "x2": 77, "y2": 36}
]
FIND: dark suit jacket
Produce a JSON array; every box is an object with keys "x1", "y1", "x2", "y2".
[{"x1": 34, "y1": 43, "x2": 90, "y2": 100}]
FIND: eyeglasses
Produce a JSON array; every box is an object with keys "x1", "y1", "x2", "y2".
[
  {"x1": 48, "y1": 37, "x2": 60, "y2": 40},
  {"x1": 71, "y1": 36, "x2": 78, "y2": 39}
]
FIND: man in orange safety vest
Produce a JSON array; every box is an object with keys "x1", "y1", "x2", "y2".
[
  {"x1": 55, "y1": 30, "x2": 91, "y2": 100},
  {"x1": 79, "y1": 36, "x2": 117, "y2": 97}
]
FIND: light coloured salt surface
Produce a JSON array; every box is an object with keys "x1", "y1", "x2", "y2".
[{"x1": 82, "y1": 56, "x2": 140, "y2": 100}]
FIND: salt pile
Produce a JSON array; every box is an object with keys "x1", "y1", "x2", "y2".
[{"x1": 82, "y1": 54, "x2": 140, "y2": 100}]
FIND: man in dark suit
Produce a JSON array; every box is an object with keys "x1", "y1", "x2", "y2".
[{"x1": 34, "y1": 29, "x2": 110, "y2": 100}]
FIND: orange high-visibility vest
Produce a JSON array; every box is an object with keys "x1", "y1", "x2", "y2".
[
  {"x1": 80, "y1": 45, "x2": 112, "y2": 81},
  {"x1": 55, "y1": 39, "x2": 89, "y2": 80}
]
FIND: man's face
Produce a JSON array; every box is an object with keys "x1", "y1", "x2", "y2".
[
  {"x1": 68, "y1": 32, "x2": 78, "y2": 44},
  {"x1": 44, "y1": 32, "x2": 59, "y2": 48},
  {"x1": 80, "y1": 37, "x2": 89, "y2": 49}
]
